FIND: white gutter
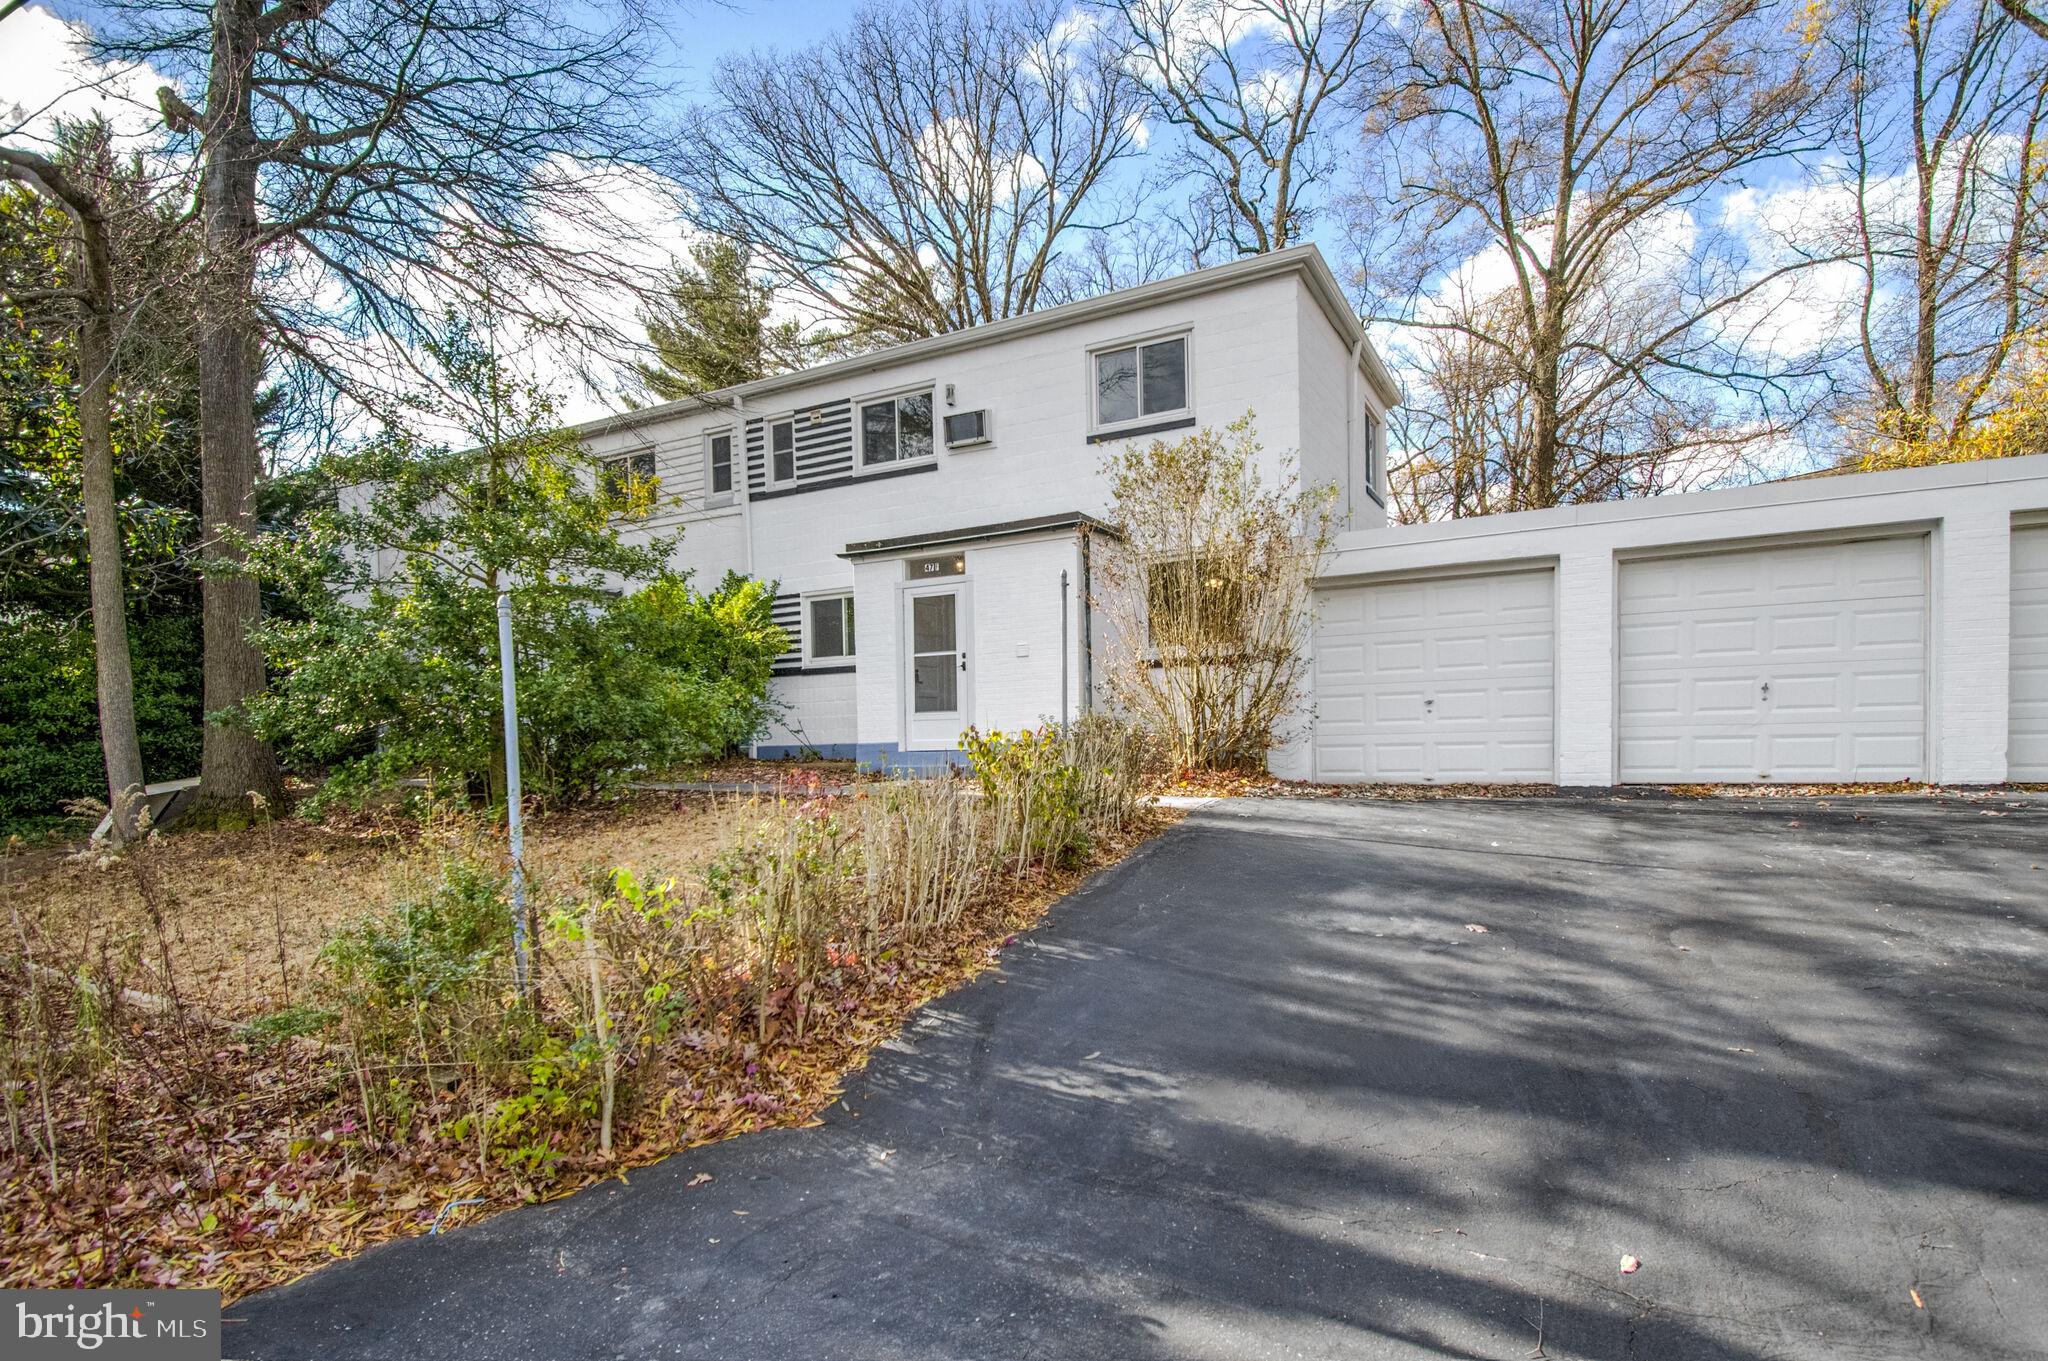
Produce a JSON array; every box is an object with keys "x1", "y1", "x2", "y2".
[{"x1": 1346, "y1": 335, "x2": 1365, "y2": 524}]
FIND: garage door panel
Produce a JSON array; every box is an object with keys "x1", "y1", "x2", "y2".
[
  {"x1": 1316, "y1": 570, "x2": 1556, "y2": 783},
  {"x1": 1368, "y1": 742, "x2": 1428, "y2": 781},
  {"x1": 1619, "y1": 538, "x2": 1927, "y2": 783},
  {"x1": 1690, "y1": 676, "x2": 1766, "y2": 718},
  {"x1": 1620, "y1": 619, "x2": 1683, "y2": 661},
  {"x1": 1372, "y1": 691, "x2": 1427, "y2": 724},
  {"x1": 2013, "y1": 527, "x2": 2048, "y2": 780},
  {"x1": 1695, "y1": 617, "x2": 1765, "y2": 657},
  {"x1": 1369, "y1": 638, "x2": 1425, "y2": 675}
]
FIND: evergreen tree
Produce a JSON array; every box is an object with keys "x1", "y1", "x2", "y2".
[{"x1": 632, "y1": 237, "x2": 802, "y2": 401}]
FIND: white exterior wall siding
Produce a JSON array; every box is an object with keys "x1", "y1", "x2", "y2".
[{"x1": 1312, "y1": 455, "x2": 2048, "y2": 786}]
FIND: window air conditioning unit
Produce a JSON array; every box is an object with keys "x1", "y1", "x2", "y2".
[{"x1": 943, "y1": 409, "x2": 991, "y2": 448}]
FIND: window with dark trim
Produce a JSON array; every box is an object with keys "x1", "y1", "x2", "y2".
[
  {"x1": 860, "y1": 392, "x2": 934, "y2": 467},
  {"x1": 599, "y1": 449, "x2": 656, "y2": 499},
  {"x1": 805, "y1": 594, "x2": 855, "y2": 663},
  {"x1": 708, "y1": 430, "x2": 733, "y2": 496},
  {"x1": 1094, "y1": 336, "x2": 1188, "y2": 428},
  {"x1": 770, "y1": 419, "x2": 796, "y2": 483}
]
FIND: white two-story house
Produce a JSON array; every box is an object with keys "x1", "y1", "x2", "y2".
[
  {"x1": 577, "y1": 242, "x2": 2048, "y2": 787},
  {"x1": 577, "y1": 246, "x2": 1400, "y2": 771}
]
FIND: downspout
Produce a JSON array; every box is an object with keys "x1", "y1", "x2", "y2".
[
  {"x1": 1060, "y1": 568, "x2": 1070, "y2": 727},
  {"x1": 732, "y1": 393, "x2": 757, "y2": 758},
  {"x1": 1347, "y1": 335, "x2": 1365, "y2": 523},
  {"x1": 732, "y1": 393, "x2": 754, "y2": 579},
  {"x1": 1079, "y1": 528, "x2": 1095, "y2": 714}
]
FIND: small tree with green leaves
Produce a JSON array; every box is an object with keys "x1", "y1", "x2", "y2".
[
  {"x1": 244, "y1": 319, "x2": 785, "y2": 807},
  {"x1": 1093, "y1": 414, "x2": 1338, "y2": 772}
]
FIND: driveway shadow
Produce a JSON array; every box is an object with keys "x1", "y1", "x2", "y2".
[{"x1": 225, "y1": 794, "x2": 2048, "y2": 1360}]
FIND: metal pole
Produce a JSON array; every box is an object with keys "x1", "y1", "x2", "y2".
[
  {"x1": 1059, "y1": 569, "x2": 1071, "y2": 727},
  {"x1": 496, "y1": 582, "x2": 531, "y2": 994}
]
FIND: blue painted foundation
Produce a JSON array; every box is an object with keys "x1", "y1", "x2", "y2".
[{"x1": 754, "y1": 742, "x2": 968, "y2": 773}]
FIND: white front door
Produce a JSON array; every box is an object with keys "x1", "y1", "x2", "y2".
[
  {"x1": 1617, "y1": 536, "x2": 1928, "y2": 783},
  {"x1": 903, "y1": 582, "x2": 972, "y2": 750},
  {"x1": 1313, "y1": 568, "x2": 1557, "y2": 782}
]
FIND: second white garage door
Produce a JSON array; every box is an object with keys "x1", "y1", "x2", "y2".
[
  {"x1": 1618, "y1": 537, "x2": 1928, "y2": 783},
  {"x1": 2012, "y1": 525, "x2": 2048, "y2": 781},
  {"x1": 1315, "y1": 569, "x2": 1555, "y2": 782}
]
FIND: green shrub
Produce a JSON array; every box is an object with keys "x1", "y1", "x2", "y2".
[
  {"x1": 318, "y1": 857, "x2": 514, "y2": 1053},
  {"x1": 0, "y1": 613, "x2": 202, "y2": 831},
  {"x1": 242, "y1": 319, "x2": 788, "y2": 812}
]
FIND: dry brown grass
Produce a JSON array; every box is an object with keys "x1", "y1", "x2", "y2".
[{"x1": 0, "y1": 795, "x2": 748, "y2": 1022}]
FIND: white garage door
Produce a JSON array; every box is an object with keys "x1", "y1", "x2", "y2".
[
  {"x1": 1618, "y1": 537, "x2": 1927, "y2": 783},
  {"x1": 1315, "y1": 569, "x2": 1554, "y2": 782},
  {"x1": 2012, "y1": 526, "x2": 2048, "y2": 781}
]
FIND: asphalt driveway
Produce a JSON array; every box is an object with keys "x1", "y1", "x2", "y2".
[{"x1": 227, "y1": 794, "x2": 2048, "y2": 1360}]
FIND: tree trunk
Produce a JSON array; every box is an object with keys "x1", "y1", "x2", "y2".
[
  {"x1": 192, "y1": 0, "x2": 284, "y2": 816},
  {"x1": 76, "y1": 244, "x2": 147, "y2": 840}
]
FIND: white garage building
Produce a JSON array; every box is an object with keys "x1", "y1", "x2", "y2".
[{"x1": 1289, "y1": 454, "x2": 2048, "y2": 787}]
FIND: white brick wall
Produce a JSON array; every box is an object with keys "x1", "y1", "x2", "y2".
[
  {"x1": 582, "y1": 259, "x2": 1383, "y2": 763},
  {"x1": 1313, "y1": 455, "x2": 2048, "y2": 785}
]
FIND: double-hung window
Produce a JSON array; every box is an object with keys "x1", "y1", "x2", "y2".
[
  {"x1": 805, "y1": 594, "x2": 855, "y2": 665},
  {"x1": 1092, "y1": 335, "x2": 1188, "y2": 429},
  {"x1": 859, "y1": 391, "x2": 934, "y2": 468},
  {"x1": 707, "y1": 429, "x2": 734, "y2": 501},
  {"x1": 599, "y1": 449, "x2": 656, "y2": 500},
  {"x1": 768, "y1": 419, "x2": 796, "y2": 485}
]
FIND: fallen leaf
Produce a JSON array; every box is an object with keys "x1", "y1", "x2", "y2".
[
  {"x1": 1464, "y1": 924, "x2": 1489, "y2": 934},
  {"x1": 1911, "y1": 1289, "x2": 1925, "y2": 1309},
  {"x1": 686, "y1": 1173, "x2": 712, "y2": 1188},
  {"x1": 1620, "y1": 1255, "x2": 1641, "y2": 1275}
]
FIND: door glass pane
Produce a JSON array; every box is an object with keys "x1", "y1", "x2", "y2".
[
  {"x1": 1095, "y1": 347, "x2": 1138, "y2": 424},
  {"x1": 1141, "y1": 338, "x2": 1186, "y2": 415},
  {"x1": 862, "y1": 400, "x2": 897, "y2": 464},
  {"x1": 912, "y1": 593, "x2": 955, "y2": 653},
  {"x1": 913, "y1": 655, "x2": 957, "y2": 713},
  {"x1": 772, "y1": 422, "x2": 794, "y2": 481},
  {"x1": 899, "y1": 393, "x2": 933, "y2": 459}
]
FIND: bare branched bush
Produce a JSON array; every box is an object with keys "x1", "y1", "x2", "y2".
[{"x1": 1094, "y1": 415, "x2": 1337, "y2": 771}]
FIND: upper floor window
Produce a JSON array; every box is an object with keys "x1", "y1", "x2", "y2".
[
  {"x1": 769, "y1": 419, "x2": 796, "y2": 484},
  {"x1": 707, "y1": 429, "x2": 734, "y2": 499},
  {"x1": 860, "y1": 392, "x2": 934, "y2": 467},
  {"x1": 599, "y1": 449, "x2": 656, "y2": 500},
  {"x1": 1094, "y1": 335, "x2": 1188, "y2": 428}
]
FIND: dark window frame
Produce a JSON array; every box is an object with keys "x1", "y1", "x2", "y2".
[
  {"x1": 1092, "y1": 334, "x2": 1190, "y2": 431},
  {"x1": 858, "y1": 390, "x2": 936, "y2": 470}
]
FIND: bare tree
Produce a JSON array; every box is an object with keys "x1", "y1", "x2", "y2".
[
  {"x1": 1834, "y1": 0, "x2": 2048, "y2": 454},
  {"x1": 1096, "y1": 0, "x2": 1383, "y2": 257},
  {"x1": 1360, "y1": 0, "x2": 1841, "y2": 516},
  {"x1": 78, "y1": 0, "x2": 673, "y2": 817},
  {"x1": 1093, "y1": 415, "x2": 1337, "y2": 771},
  {"x1": 677, "y1": 0, "x2": 1146, "y2": 343},
  {"x1": 0, "y1": 129, "x2": 149, "y2": 840}
]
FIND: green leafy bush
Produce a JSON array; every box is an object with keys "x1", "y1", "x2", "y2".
[
  {"x1": 318, "y1": 857, "x2": 513, "y2": 1049},
  {"x1": 242, "y1": 320, "x2": 786, "y2": 809},
  {"x1": 0, "y1": 613, "x2": 202, "y2": 831}
]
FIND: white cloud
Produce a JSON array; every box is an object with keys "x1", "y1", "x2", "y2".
[{"x1": 1, "y1": 5, "x2": 175, "y2": 146}]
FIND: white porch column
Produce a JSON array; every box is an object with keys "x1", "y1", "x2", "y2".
[
  {"x1": 1555, "y1": 545, "x2": 1618, "y2": 786},
  {"x1": 1931, "y1": 509, "x2": 2012, "y2": 784}
]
